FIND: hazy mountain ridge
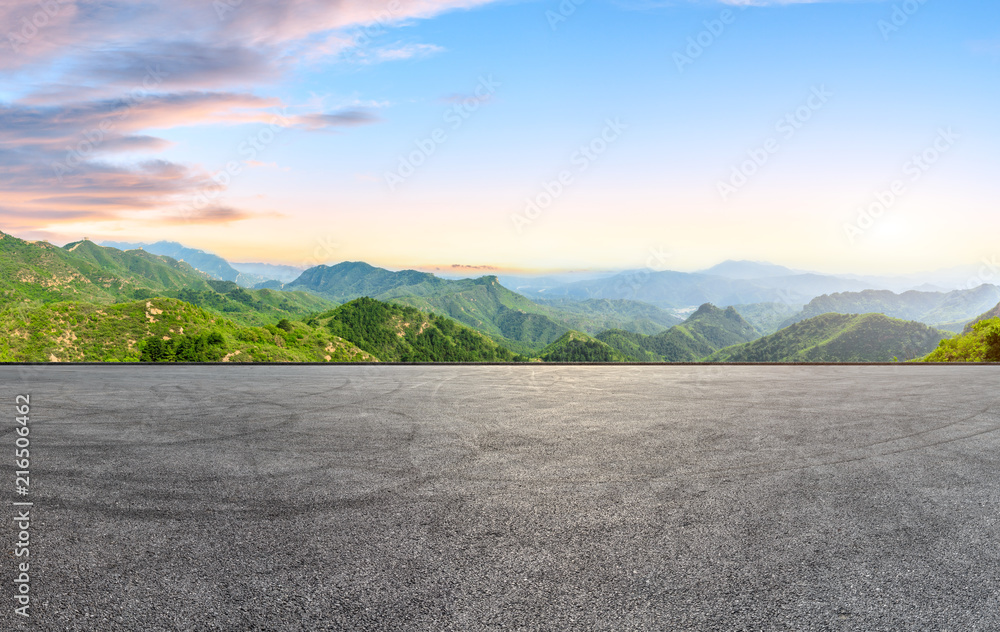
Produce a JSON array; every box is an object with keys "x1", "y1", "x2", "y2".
[
  {"x1": 697, "y1": 260, "x2": 802, "y2": 279},
  {"x1": 782, "y1": 286, "x2": 1000, "y2": 332},
  {"x1": 515, "y1": 268, "x2": 878, "y2": 309},
  {"x1": 531, "y1": 298, "x2": 683, "y2": 335},
  {"x1": 230, "y1": 261, "x2": 305, "y2": 284}
]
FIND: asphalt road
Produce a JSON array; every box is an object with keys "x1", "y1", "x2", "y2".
[{"x1": 3, "y1": 365, "x2": 1000, "y2": 631}]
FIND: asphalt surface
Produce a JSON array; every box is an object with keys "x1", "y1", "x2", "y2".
[{"x1": 3, "y1": 365, "x2": 1000, "y2": 631}]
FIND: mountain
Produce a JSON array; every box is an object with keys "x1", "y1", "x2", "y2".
[
  {"x1": 510, "y1": 297, "x2": 682, "y2": 335},
  {"x1": 1, "y1": 233, "x2": 214, "y2": 305},
  {"x1": 515, "y1": 268, "x2": 876, "y2": 309},
  {"x1": 595, "y1": 303, "x2": 760, "y2": 362},
  {"x1": 0, "y1": 297, "x2": 374, "y2": 363},
  {"x1": 381, "y1": 277, "x2": 571, "y2": 354},
  {"x1": 230, "y1": 262, "x2": 305, "y2": 284},
  {"x1": 284, "y1": 263, "x2": 571, "y2": 353},
  {"x1": 643, "y1": 304, "x2": 761, "y2": 361},
  {"x1": 496, "y1": 272, "x2": 619, "y2": 296},
  {"x1": 697, "y1": 260, "x2": 801, "y2": 279},
  {"x1": 781, "y1": 286, "x2": 1000, "y2": 332},
  {"x1": 99, "y1": 240, "x2": 267, "y2": 287},
  {"x1": 963, "y1": 302, "x2": 1000, "y2": 333},
  {"x1": 253, "y1": 280, "x2": 286, "y2": 290},
  {"x1": 285, "y1": 261, "x2": 446, "y2": 301},
  {"x1": 709, "y1": 313, "x2": 950, "y2": 363},
  {"x1": 317, "y1": 297, "x2": 521, "y2": 362},
  {"x1": 0, "y1": 233, "x2": 336, "y2": 327},
  {"x1": 592, "y1": 329, "x2": 661, "y2": 362},
  {"x1": 740, "y1": 273, "x2": 873, "y2": 297},
  {"x1": 920, "y1": 316, "x2": 1000, "y2": 362},
  {"x1": 538, "y1": 331, "x2": 628, "y2": 362}
]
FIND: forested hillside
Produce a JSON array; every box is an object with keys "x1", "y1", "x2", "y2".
[{"x1": 710, "y1": 313, "x2": 949, "y2": 362}]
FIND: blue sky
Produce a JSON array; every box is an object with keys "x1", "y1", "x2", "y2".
[{"x1": 1, "y1": 0, "x2": 997, "y2": 274}]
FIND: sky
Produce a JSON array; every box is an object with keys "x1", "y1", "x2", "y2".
[{"x1": 0, "y1": 0, "x2": 997, "y2": 275}]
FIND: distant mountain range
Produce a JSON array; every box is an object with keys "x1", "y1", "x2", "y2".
[
  {"x1": 696, "y1": 260, "x2": 802, "y2": 279},
  {"x1": 509, "y1": 268, "x2": 879, "y2": 309},
  {"x1": 780, "y1": 286, "x2": 1000, "y2": 332},
  {"x1": 3, "y1": 232, "x2": 999, "y2": 363},
  {"x1": 230, "y1": 262, "x2": 305, "y2": 284}
]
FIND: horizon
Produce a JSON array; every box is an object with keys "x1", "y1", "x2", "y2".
[
  {"x1": 1, "y1": 1, "x2": 997, "y2": 275},
  {"x1": 5, "y1": 228, "x2": 1000, "y2": 286}
]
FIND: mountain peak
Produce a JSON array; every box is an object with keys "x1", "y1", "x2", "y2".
[
  {"x1": 699, "y1": 260, "x2": 799, "y2": 279},
  {"x1": 691, "y1": 303, "x2": 722, "y2": 316}
]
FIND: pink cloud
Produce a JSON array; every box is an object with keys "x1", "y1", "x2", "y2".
[{"x1": 0, "y1": 0, "x2": 499, "y2": 233}]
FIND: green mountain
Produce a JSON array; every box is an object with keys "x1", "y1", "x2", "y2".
[
  {"x1": 594, "y1": 303, "x2": 760, "y2": 362},
  {"x1": 0, "y1": 233, "x2": 214, "y2": 305},
  {"x1": 645, "y1": 304, "x2": 760, "y2": 361},
  {"x1": 316, "y1": 297, "x2": 521, "y2": 362},
  {"x1": 285, "y1": 261, "x2": 446, "y2": 301},
  {"x1": 538, "y1": 331, "x2": 628, "y2": 362},
  {"x1": 382, "y1": 277, "x2": 570, "y2": 354},
  {"x1": 593, "y1": 329, "x2": 662, "y2": 361},
  {"x1": 100, "y1": 240, "x2": 266, "y2": 287},
  {"x1": 920, "y1": 317, "x2": 1000, "y2": 362},
  {"x1": 287, "y1": 263, "x2": 571, "y2": 353},
  {"x1": 781, "y1": 286, "x2": 1000, "y2": 332},
  {"x1": 709, "y1": 313, "x2": 950, "y2": 362},
  {"x1": 0, "y1": 233, "x2": 337, "y2": 327},
  {"x1": 0, "y1": 294, "x2": 519, "y2": 363},
  {"x1": 962, "y1": 302, "x2": 1000, "y2": 333},
  {"x1": 0, "y1": 297, "x2": 374, "y2": 363}
]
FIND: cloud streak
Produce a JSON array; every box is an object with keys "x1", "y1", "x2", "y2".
[{"x1": 0, "y1": 92, "x2": 378, "y2": 230}]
